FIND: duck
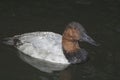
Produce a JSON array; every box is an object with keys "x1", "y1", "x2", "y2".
[{"x1": 3, "y1": 22, "x2": 97, "y2": 66}]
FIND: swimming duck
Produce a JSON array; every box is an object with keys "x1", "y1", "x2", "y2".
[{"x1": 4, "y1": 22, "x2": 97, "y2": 65}]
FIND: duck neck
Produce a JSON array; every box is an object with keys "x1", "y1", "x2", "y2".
[
  {"x1": 62, "y1": 39, "x2": 80, "y2": 53},
  {"x1": 62, "y1": 38, "x2": 88, "y2": 64}
]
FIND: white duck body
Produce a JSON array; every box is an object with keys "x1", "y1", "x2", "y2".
[
  {"x1": 5, "y1": 31, "x2": 70, "y2": 72},
  {"x1": 7, "y1": 32, "x2": 70, "y2": 65}
]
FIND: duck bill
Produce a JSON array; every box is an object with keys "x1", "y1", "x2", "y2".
[{"x1": 80, "y1": 33, "x2": 99, "y2": 46}]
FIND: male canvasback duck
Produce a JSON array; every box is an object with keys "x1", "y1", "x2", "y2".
[{"x1": 4, "y1": 22, "x2": 97, "y2": 65}]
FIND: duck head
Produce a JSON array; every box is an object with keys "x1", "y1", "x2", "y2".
[{"x1": 62, "y1": 22, "x2": 98, "y2": 64}]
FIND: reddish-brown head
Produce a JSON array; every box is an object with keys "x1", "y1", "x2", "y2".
[
  {"x1": 62, "y1": 22, "x2": 97, "y2": 64},
  {"x1": 62, "y1": 22, "x2": 81, "y2": 53},
  {"x1": 62, "y1": 24, "x2": 81, "y2": 41}
]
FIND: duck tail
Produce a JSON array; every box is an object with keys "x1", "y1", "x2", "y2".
[{"x1": 2, "y1": 37, "x2": 15, "y2": 45}]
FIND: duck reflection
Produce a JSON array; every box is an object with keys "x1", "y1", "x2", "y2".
[
  {"x1": 18, "y1": 51, "x2": 69, "y2": 73},
  {"x1": 18, "y1": 51, "x2": 72, "y2": 80},
  {"x1": 59, "y1": 69, "x2": 72, "y2": 80}
]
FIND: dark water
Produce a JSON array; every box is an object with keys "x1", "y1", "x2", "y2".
[{"x1": 0, "y1": 0, "x2": 120, "y2": 80}]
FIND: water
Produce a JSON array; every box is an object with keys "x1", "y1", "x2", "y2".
[{"x1": 0, "y1": 0, "x2": 120, "y2": 80}]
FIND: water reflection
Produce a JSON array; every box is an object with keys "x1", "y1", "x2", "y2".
[
  {"x1": 10, "y1": 49, "x2": 72, "y2": 80},
  {"x1": 59, "y1": 69, "x2": 71, "y2": 80},
  {"x1": 18, "y1": 51, "x2": 69, "y2": 73},
  {"x1": 0, "y1": 42, "x2": 117, "y2": 80},
  {"x1": 31, "y1": 68, "x2": 72, "y2": 80}
]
